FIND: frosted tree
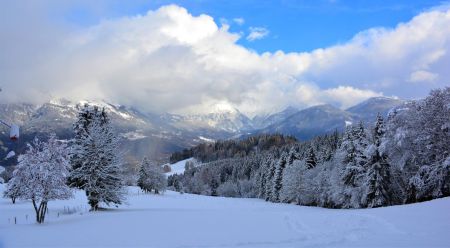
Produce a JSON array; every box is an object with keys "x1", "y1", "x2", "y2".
[
  {"x1": 305, "y1": 148, "x2": 317, "y2": 169},
  {"x1": 3, "y1": 177, "x2": 21, "y2": 204},
  {"x1": 256, "y1": 160, "x2": 268, "y2": 199},
  {"x1": 414, "y1": 88, "x2": 450, "y2": 199},
  {"x1": 272, "y1": 152, "x2": 288, "y2": 202},
  {"x1": 6, "y1": 135, "x2": 72, "y2": 223},
  {"x1": 68, "y1": 105, "x2": 125, "y2": 211},
  {"x1": 68, "y1": 104, "x2": 101, "y2": 188},
  {"x1": 264, "y1": 156, "x2": 276, "y2": 201},
  {"x1": 339, "y1": 128, "x2": 361, "y2": 186},
  {"x1": 280, "y1": 160, "x2": 305, "y2": 203},
  {"x1": 286, "y1": 146, "x2": 300, "y2": 166},
  {"x1": 362, "y1": 114, "x2": 392, "y2": 208},
  {"x1": 138, "y1": 157, "x2": 167, "y2": 194},
  {"x1": 137, "y1": 157, "x2": 151, "y2": 192},
  {"x1": 384, "y1": 87, "x2": 450, "y2": 202},
  {"x1": 353, "y1": 122, "x2": 370, "y2": 168},
  {"x1": 335, "y1": 127, "x2": 365, "y2": 208}
]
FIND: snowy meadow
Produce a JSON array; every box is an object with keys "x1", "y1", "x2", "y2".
[{"x1": 2, "y1": 185, "x2": 450, "y2": 248}]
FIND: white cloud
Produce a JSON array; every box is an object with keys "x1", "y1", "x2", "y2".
[
  {"x1": 246, "y1": 27, "x2": 269, "y2": 41},
  {"x1": 233, "y1": 17, "x2": 245, "y2": 25},
  {"x1": 1, "y1": 3, "x2": 449, "y2": 116},
  {"x1": 409, "y1": 70, "x2": 438, "y2": 83}
]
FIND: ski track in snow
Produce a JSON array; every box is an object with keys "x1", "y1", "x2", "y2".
[{"x1": 1, "y1": 185, "x2": 449, "y2": 248}]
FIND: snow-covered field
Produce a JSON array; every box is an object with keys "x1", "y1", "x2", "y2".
[
  {"x1": 1, "y1": 184, "x2": 449, "y2": 248},
  {"x1": 165, "y1": 158, "x2": 193, "y2": 176}
]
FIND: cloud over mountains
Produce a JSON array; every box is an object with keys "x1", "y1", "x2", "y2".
[{"x1": 1, "y1": 3, "x2": 449, "y2": 116}]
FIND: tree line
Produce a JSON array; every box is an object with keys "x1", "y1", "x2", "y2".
[
  {"x1": 169, "y1": 133, "x2": 297, "y2": 163},
  {"x1": 169, "y1": 88, "x2": 450, "y2": 208}
]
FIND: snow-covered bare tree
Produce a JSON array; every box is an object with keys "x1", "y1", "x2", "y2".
[
  {"x1": 6, "y1": 135, "x2": 72, "y2": 223},
  {"x1": 68, "y1": 105, "x2": 125, "y2": 211}
]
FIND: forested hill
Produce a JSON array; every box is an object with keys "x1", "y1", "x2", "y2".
[
  {"x1": 168, "y1": 88, "x2": 450, "y2": 209},
  {"x1": 169, "y1": 134, "x2": 298, "y2": 163}
]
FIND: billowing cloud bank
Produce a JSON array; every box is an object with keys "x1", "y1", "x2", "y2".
[{"x1": 1, "y1": 4, "x2": 449, "y2": 115}]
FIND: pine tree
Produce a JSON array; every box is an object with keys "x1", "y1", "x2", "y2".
[
  {"x1": 305, "y1": 148, "x2": 317, "y2": 169},
  {"x1": 256, "y1": 159, "x2": 269, "y2": 199},
  {"x1": 286, "y1": 146, "x2": 300, "y2": 166},
  {"x1": 138, "y1": 157, "x2": 167, "y2": 194},
  {"x1": 137, "y1": 157, "x2": 151, "y2": 193},
  {"x1": 340, "y1": 127, "x2": 361, "y2": 187},
  {"x1": 362, "y1": 114, "x2": 392, "y2": 208},
  {"x1": 353, "y1": 121, "x2": 370, "y2": 168},
  {"x1": 264, "y1": 156, "x2": 276, "y2": 201},
  {"x1": 68, "y1": 105, "x2": 125, "y2": 211},
  {"x1": 272, "y1": 153, "x2": 288, "y2": 202},
  {"x1": 335, "y1": 126, "x2": 366, "y2": 208},
  {"x1": 68, "y1": 104, "x2": 105, "y2": 188}
]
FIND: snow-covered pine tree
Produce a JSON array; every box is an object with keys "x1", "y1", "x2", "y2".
[
  {"x1": 137, "y1": 157, "x2": 167, "y2": 194},
  {"x1": 137, "y1": 157, "x2": 151, "y2": 193},
  {"x1": 339, "y1": 128, "x2": 361, "y2": 187},
  {"x1": 68, "y1": 106, "x2": 125, "y2": 211},
  {"x1": 68, "y1": 104, "x2": 100, "y2": 188},
  {"x1": 286, "y1": 146, "x2": 300, "y2": 166},
  {"x1": 256, "y1": 158, "x2": 269, "y2": 199},
  {"x1": 6, "y1": 135, "x2": 72, "y2": 223},
  {"x1": 272, "y1": 152, "x2": 288, "y2": 202},
  {"x1": 334, "y1": 126, "x2": 365, "y2": 208},
  {"x1": 353, "y1": 121, "x2": 370, "y2": 167},
  {"x1": 305, "y1": 147, "x2": 317, "y2": 169},
  {"x1": 362, "y1": 114, "x2": 392, "y2": 208},
  {"x1": 264, "y1": 155, "x2": 276, "y2": 201}
]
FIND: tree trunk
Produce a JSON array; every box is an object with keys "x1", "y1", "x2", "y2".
[
  {"x1": 32, "y1": 199, "x2": 39, "y2": 223},
  {"x1": 11, "y1": 197, "x2": 16, "y2": 204},
  {"x1": 87, "y1": 191, "x2": 99, "y2": 211},
  {"x1": 32, "y1": 200, "x2": 48, "y2": 223}
]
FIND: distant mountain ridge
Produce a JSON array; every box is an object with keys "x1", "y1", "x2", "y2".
[
  {"x1": 257, "y1": 97, "x2": 405, "y2": 140},
  {"x1": 0, "y1": 97, "x2": 405, "y2": 164}
]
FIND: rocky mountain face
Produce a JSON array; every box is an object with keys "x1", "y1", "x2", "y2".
[{"x1": 0, "y1": 97, "x2": 404, "y2": 166}]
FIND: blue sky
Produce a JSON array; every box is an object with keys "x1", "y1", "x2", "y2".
[
  {"x1": 61, "y1": 0, "x2": 443, "y2": 53},
  {"x1": 1, "y1": 0, "x2": 449, "y2": 114}
]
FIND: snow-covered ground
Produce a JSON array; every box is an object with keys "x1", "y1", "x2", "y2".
[
  {"x1": 165, "y1": 158, "x2": 194, "y2": 176},
  {"x1": 1, "y1": 184, "x2": 450, "y2": 248}
]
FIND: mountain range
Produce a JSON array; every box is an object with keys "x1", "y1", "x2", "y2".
[{"x1": 0, "y1": 97, "x2": 404, "y2": 166}]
